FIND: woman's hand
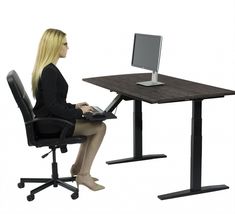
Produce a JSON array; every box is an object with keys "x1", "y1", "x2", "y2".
[
  {"x1": 76, "y1": 102, "x2": 93, "y2": 114},
  {"x1": 80, "y1": 105, "x2": 94, "y2": 114},
  {"x1": 75, "y1": 102, "x2": 89, "y2": 109}
]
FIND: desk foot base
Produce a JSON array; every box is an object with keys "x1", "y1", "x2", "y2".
[
  {"x1": 158, "y1": 184, "x2": 229, "y2": 200},
  {"x1": 106, "y1": 154, "x2": 167, "y2": 165}
]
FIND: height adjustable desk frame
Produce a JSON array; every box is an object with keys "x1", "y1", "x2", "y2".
[
  {"x1": 83, "y1": 73, "x2": 235, "y2": 200},
  {"x1": 104, "y1": 94, "x2": 167, "y2": 164}
]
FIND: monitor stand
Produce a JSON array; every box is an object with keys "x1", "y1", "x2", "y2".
[{"x1": 137, "y1": 70, "x2": 164, "y2": 86}]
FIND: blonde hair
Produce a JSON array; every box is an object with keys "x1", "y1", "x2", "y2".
[{"x1": 32, "y1": 28, "x2": 66, "y2": 97}]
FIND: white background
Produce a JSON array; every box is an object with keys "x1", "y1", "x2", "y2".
[{"x1": 0, "y1": 0, "x2": 235, "y2": 213}]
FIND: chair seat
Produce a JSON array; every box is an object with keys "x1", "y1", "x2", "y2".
[{"x1": 35, "y1": 135, "x2": 87, "y2": 147}]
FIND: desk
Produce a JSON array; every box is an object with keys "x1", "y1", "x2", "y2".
[{"x1": 83, "y1": 73, "x2": 235, "y2": 199}]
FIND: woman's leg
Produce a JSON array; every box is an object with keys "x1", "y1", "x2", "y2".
[
  {"x1": 70, "y1": 139, "x2": 89, "y2": 175},
  {"x1": 79, "y1": 122, "x2": 106, "y2": 175},
  {"x1": 72, "y1": 121, "x2": 106, "y2": 191}
]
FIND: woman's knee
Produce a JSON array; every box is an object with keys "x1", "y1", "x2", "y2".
[
  {"x1": 100, "y1": 122, "x2": 106, "y2": 132},
  {"x1": 97, "y1": 122, "x2": 106, "y2": 134}
]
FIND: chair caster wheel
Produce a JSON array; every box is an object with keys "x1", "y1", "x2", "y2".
[
  {"x1": 27, "y1": 194, "x2": 35, "y2": 201},
  {"x1": 71, "y1": 192, "x2": 79, "y2": 200},
  {"x1": 18, "y1": 182, "x2": 25, "y2": 188}
]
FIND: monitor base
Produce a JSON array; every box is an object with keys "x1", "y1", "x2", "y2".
[{"x1": 137, "y1": 81, "x2": 164, "y2": 87}]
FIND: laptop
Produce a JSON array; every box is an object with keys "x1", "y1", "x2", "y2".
[{"x1": 84, "y1": 106, "x2": 106, "y2": 118}]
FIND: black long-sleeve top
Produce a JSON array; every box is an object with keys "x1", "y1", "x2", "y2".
[{"x1": 33, "y1": 63, "x2": 83, "y2": 136}]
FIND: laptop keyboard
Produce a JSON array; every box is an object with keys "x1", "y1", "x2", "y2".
[{"x1": 91, "y1": 106, "x2": 104, "y2": 115}]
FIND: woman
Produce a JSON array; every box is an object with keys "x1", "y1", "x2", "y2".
[{"x1": 32, "y1": 28, "x2": 106, "y2": 191}]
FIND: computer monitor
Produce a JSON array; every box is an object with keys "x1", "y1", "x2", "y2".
[{"x1": 132, "y1": 33, "x2": 164, "y2": 86}]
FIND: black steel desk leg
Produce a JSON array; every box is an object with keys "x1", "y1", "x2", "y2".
[
  {"x1": 158, "y1": 100, "x2": 229, "y2": 200},
  {"x1": 191, "y1": 99, "x2": 202, "y2": 191},
  {"x1": 133, "y1": 100, "x2": 143, "y2": 158},
  {"x1": 106, "y1": 100, "x2": 166, "y2": 165}
]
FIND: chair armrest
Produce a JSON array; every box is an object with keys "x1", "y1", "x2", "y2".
[
  {"x1": 25, "y1": 117, "x2": 74, "y2": 127},
  {"x1": 25, "y1": 117, "x2": 75, "y2": 144}
]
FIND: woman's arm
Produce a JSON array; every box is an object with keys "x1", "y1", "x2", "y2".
[{"x1": 41, "y1": 67, "x2": 83, "y2": 120}]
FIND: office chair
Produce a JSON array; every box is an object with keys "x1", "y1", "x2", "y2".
[{"x1": 7, "y1": 70, "x2": 87, "y2": 201}]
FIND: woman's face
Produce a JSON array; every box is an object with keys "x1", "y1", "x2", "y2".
[{"x1": 59, "y1": 37, "x2": 69, "y2": 58}]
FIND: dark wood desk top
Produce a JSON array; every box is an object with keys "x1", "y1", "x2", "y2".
[{"x1": 83, "y1": 73, "x2": 235, "y2": 104}]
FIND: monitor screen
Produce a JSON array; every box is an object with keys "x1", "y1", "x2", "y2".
[{"x1": 131, "y1": 33, "x2": 162, "y2": 72}]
